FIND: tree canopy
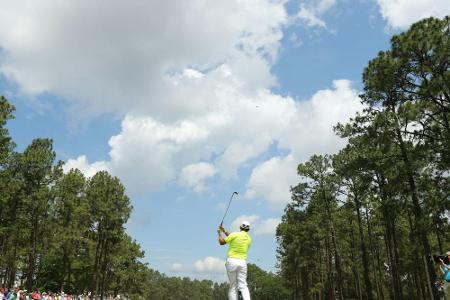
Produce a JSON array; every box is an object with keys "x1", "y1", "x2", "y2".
[{"x1": 277, "y1": 16, "x2": 450, "y2": 300}]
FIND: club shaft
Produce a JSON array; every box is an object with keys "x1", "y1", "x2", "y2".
[{"x1": 220, "y1": 192, "x2": 238, "y2": 226}]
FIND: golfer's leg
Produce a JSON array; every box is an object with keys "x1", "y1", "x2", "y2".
[
  {"x1": 237, "y1": 261, "x2": 251, "y2": 300},
  {"x1": 226, "y1": 259, "x2": 238, "y2": 300}
]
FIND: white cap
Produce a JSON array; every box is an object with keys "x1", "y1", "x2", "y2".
[{"x1": 240, "y1": 220, "x2": 250, "y2": 230}]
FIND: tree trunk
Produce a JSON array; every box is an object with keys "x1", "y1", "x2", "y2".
[
  {"x1": 61, "y1": 247, "x2": 68, "y2": 292},
  {"x1": 325, "y1": 235, "x2": 333, "y2": 300},
  {"x1": 365, "y1": 203, "x2": 385, "y2": 300},
  {"x1": 377, "y1": 175, "x2": 403, "y2": 300},
  {"x1": 99, "y1": 238, "x2": 110, "y2": 300},
  {"x1": 349, "y1": 221, "x2": 362, "y2": 300},
  {"x1": 392, "y1": 108, "x2": 438, "y2": 299},
  {"x1": 354, "y1": 193, "x2": 373, "y2": 300},
  {"x1": 91, "y1": 227, "x2": 103, "y2": 298},
  {"x1": 322, "y1": 189, "x2": 344, "y2": 300},
  {"x1": 26, "y1": 213, "x2": 38, "y2": 291},
  {"x1": 407, "y1": 212, "x2": 432, "y2": 299},
  {"x1": 435, "y1": 222, "x2": 443, "y2": 253},
  {"x1": 384, "y1": 206, "x2": 403, "y2": 300}
]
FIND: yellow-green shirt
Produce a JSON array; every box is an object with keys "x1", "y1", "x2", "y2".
[{"x1": 224, "y1": 231, "x2": 252, "y2": 260}]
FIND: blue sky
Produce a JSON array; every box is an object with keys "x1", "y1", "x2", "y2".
[{"x1": 1, "y1": 0, "x2": 449, "y2": 282}]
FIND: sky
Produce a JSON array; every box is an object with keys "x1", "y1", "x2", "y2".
[{"x1": 1, "y1": 0, "x2": 449, "y2": 282}]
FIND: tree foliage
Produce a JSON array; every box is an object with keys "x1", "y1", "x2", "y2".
[
  {"x1": 0, "y1": 95, "x2": 287, "y2": 299},
  {"x1": 277, "y1": 16, "x2": 450, "y2": 300},
  {"x1": 0, "y1": 97, "x2": 221, "y2": 298}
]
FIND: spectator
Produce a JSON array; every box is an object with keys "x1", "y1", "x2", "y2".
[{"x1": 436, "y1": 251, "x2": 450, "y2": 300}]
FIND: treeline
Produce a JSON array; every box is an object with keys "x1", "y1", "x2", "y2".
[
  {"x1": 0, "y1": 97, "x2": 145, "y2": 297},
  {"x1": 276, "y1": 16, "x2": 450, "y2": 300},
  {"x1": 0, "y1": 95, "x2": 289, "y2": 299},
  {"x1": 0, "y1": 96, "x2": 230, "y2": 299}
]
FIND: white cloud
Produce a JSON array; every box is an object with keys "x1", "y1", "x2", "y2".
[
  {"x1": 245, "y1": 80, "x2": 363, "y2": 209},
  {"x1": 179, "y1": 162, "x2": 216, "y2": 193},
  {"x1": 63, "y1": 79, "x2": 361, "y2": 202},
  {"x1": 297, "y1": 6, "x2": 326, "y2": 27},
  {"x1": 289, "y1": 32, "x2": 303, "y2": 47},
  {"x1": 0, "y1": 1, "x2": 364, "y2": 208},
  {"x1": 0, "y1": 0, "x2": 287, "y2": 119},
  {"x1": 170, "y1": 263, "x2": 184, "y2": 272},
  {"x1": 245, "y1": 155, "x2": 297, "y2": 209},
  {"x1": 294, "y1": 0, "x2": 336, "y2": 28},
  {"x1": 194, "y1": 257, "x2": 225, "y2": 274},
  {"x1": 255, "y1": 218, "x2": 281, "y2": 236},
  {"x1": 230, "y1": 215, "x2": 280, "y2": 236},
  {"x1": 64, "y1": 74, "x2": 303, "y2": 195},
  {"x1": 230, "y1": 215, "x2": 260, "y2": 232},
  {"x1": 106, "y1": 115, "x2": 211, "y2": 193},
  {"x1": 63, "y1": 155, "x2": 108, "y2": 178},
  {"x1": 216, "y1": 135, "x2": 273, "y2": 179},
  {"x1": 375, "y1": 0, "x2": 450, "y2": 29},
  {"x1": 279, "y1": 80, "x2": 363, "y2": 159}
]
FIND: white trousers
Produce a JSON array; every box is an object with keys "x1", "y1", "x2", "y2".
[{"x1": 225, "y1": 257, "x2": 251, "y2": 300}]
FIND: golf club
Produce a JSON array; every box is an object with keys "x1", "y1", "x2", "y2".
[{"x1": 220, "y1": 191, "x2": 238, "y2": 227}]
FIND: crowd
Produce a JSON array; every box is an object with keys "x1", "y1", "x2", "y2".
[{"x1": 0, "y1": 288, "x2": 123, "y2": 300}]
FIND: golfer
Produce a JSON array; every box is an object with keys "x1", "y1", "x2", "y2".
[{"x1": 218, "y1": 220, "x2": 252, "y2": 300}]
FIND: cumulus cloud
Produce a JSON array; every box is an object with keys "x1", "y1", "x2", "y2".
[
  {"x1": 63, "y1": 79, "x2": 362, "y2": 201},
  {"x1": 216, "y1": 135, "x2": 273, "y2": 179},
  {"x1": 230, "y1": 215, "x2": 280, "y2": 236},
  {"x1": 62, "y1": 73, "x2": 304, "y2": 194},
  {"x1": 255, "y1": 218, "x2": 281, "y2": 236},
  {"x1": 170, "y1": 263, "x2": 184, "y2": 272},
  {"x1": 194, "y1": 257, "x2": 225, "y2": 274},
  {"x1": 245, "y1": 155, "x2": 297, "y2": 209},
  {"x1": 246, "y1": 80, "x2": 363, "y2": 209},
  {"x1": 106, "y1": 115, "x2": 212, "y2": 193},
  {"x1": 0, "y1": 0, "x2": 287, "y2": 119},
  {"x1": 230, "y1": 215, "x2": 260, "y2": 232},
  {"x1": 0, "y1": 1, "x2": 363, "y2": 207},
  {"x1": 179, "y1": 162, "x2": 216, "y2": 193},
  {"x1": 280, "y1": 80, "x2": 362, "y2": 158},
  {"x1": 63, "y1": 155, "x2": 108, "y2": 178},
  {"x1": 375, "y1": 0, "x2": 450, "y2": 29}
]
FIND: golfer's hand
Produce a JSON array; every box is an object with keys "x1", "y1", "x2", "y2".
[
  {"x1": 217, "y1": 227, "x2": 222, "y2": 235},
  {"x1": 219, "y1": 225, "x2": 225, "y2": 232}
]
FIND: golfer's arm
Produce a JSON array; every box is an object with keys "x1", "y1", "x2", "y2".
[
  {"x1": 218, "y1": 227, "x2": 230, "y2": 245},
  {"x1": 219, "y1": 236, "x2": 226, "y2": 245}
]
